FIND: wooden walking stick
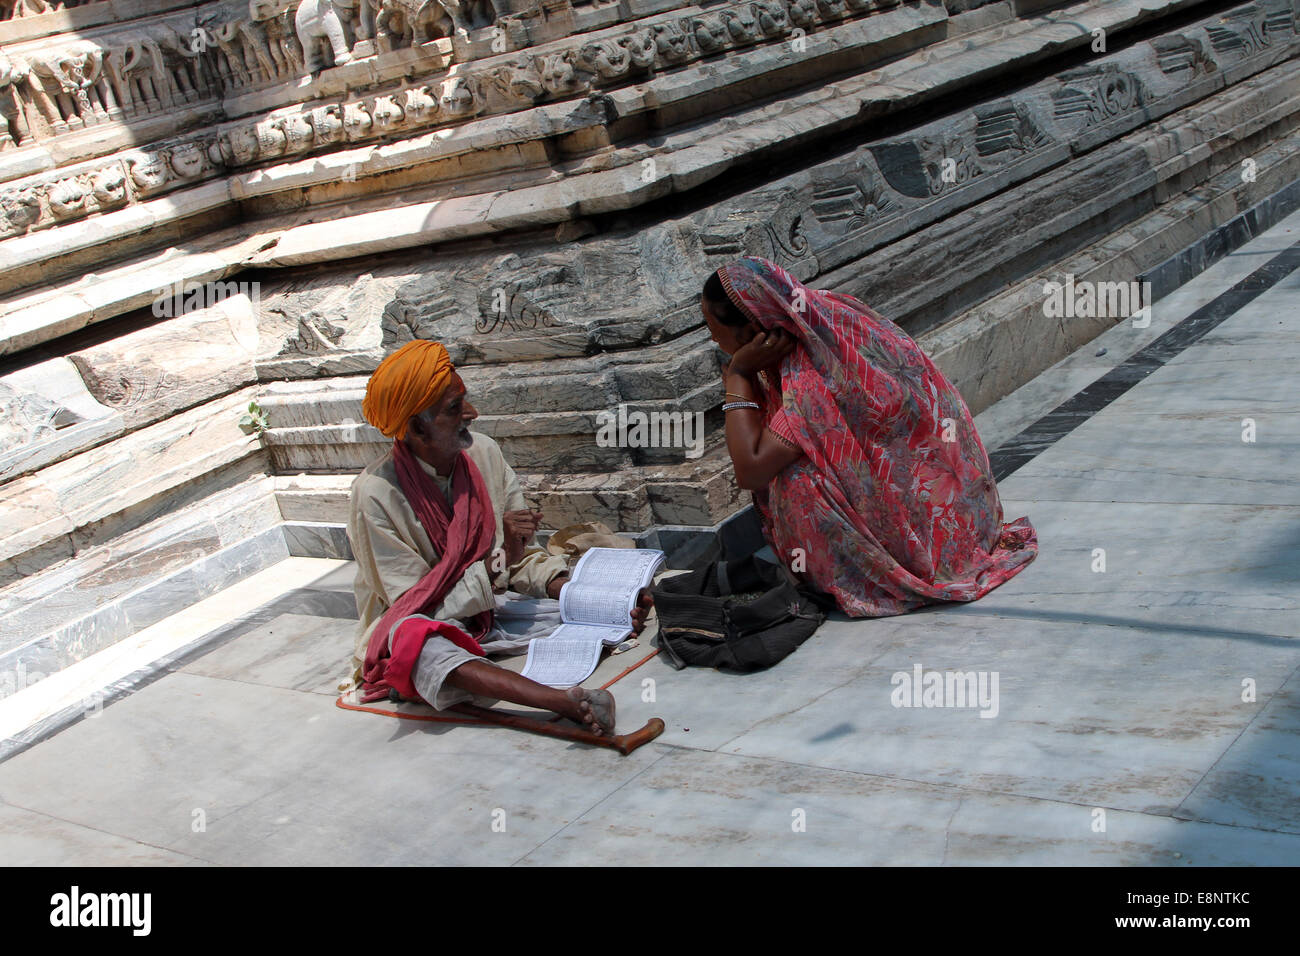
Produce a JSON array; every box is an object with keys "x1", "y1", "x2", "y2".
[{"x1": 451, "y1": 703, "x2": 665, "y2": 755}]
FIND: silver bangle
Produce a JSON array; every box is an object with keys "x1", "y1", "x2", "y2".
[{"x1": 722, "y1": 401, "x2": 761, "y2": 412}]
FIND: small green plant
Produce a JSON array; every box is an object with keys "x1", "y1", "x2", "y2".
[{"x1": 239, "y1": 400, "x2": 269, "y2": 435}]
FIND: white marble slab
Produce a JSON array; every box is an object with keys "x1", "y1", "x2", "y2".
[
  {"x1": 1000, "y1": 353, "x2": 1300, "y2": 506},
  {"x1": 0, "y1": 670, "x2": 665, "y2": 866},
  {"x1": 954, "y1": 497, "x2": 1300, "y2": 639},
  {"x1": 180, "y1": 611, "x2": 358, "y2": 697},
  {"x1": 718, "y1": 613, "x2": 1297, "y2": 817},
  {"x1": 1175, "y1": 668, "x2": 1300, "y2": 834},
  {"x1": 517, "y1": 748, "x2": 1300, "y2": 866},
  {"x1": 0, "y1": 803, "x2": 205, "y2": 867},
  {"x1": 0, "y1": 558, "x2": 349, "y2": 750}
]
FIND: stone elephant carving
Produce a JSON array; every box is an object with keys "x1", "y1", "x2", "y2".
[
  {"x1": 19, "y1": 41, "x2": 116, "y2": 132},
  {"x1": 0, "y1": 48, "x2": 33, "y2": 147},
  {"x1": 432, "y1": 0, "x2": 503, "y2": 35},
  {"x1": 295, "y1": 0, "x2": 378, "y2": 72},
  {"x1": 248, "y1": 0, "x2": 368, "y2": 73},
  {"x1": 374, "y1": 0, "x2": 497, "y2": 44},
  {"x1": 374, "y1": 0, "x2": 438, "y2": 45},
  {"x1": 201, "y1": 12, "x2": 283, "y2": 89},
  {"x1": 108, "y1": 26, "x2": 210, "y2": 114}
]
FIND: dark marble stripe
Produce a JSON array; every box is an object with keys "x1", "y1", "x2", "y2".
[{"x1": 990, "y1": 237, "x2": 1300, "y2": 482}]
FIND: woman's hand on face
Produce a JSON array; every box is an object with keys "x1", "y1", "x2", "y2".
[{"x1": 727, "y1": 327, "x2": 797, "y2": 378}]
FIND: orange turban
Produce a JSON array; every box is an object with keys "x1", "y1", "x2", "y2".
[{"x1": 362, "y1": 341, "x2": 455, "y2": 440}]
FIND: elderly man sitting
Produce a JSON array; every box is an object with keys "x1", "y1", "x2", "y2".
[{"x1": 347, "y1": 340, "x2": 647, "y2": 736}]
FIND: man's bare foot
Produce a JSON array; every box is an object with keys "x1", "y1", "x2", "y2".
[{"x1": 563, "y1": 686, "x2": 616, "y2": 736}]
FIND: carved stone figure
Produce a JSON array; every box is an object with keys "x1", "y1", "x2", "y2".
[
  {"x1": 374, "y1": 0, "x2": 446, "y2": 45},
  {"x1": 46, "y1": 177, "x2": 88, "y2": 219},
  {"x1": 430, "y1": 0, "x2": 503, "y2": 37},
  {"x1": 789, "y1": 0, "x2": 817, "y2": 29},
  {"x1": 486, "y1": 61, "x2": 543, "y2": 102},
  {"x1": 754, "y1": 1, "x2": 790, "y2": 37},
  {"x1": 619, "y1": 30, "x2": 657, "y2": 70},
  {"x1": 401, "y1": 85, "x2": 440, "y2": 122},
  {"x1": 248, "y1": 0, "x2": 306, "y2": 78},
  {"x1": 539, "y1": 51, "x2": 582, "y2": 95},
  {"x1": 0, "y1": 187, "x2": 41, "y2": 237},
  {"x1": 213, "y1": 125, "x2": 261, "y2": 165},
  {"x1": 0, "y1": 49, "x2": 31, "y2": 147},
  {"x1": 21, "y1": 42, "x2": 115, "y2": 132},
  {"x1": 652, "y1": 21, "x2": 691, "y2": 62},
  {"x1": 692, "y1": 17, "x2": 728, "y2": 53},
  {"x1": 278, "y1": 112, "x2": 316, "y2": 151},
  {"x1": 204, "y1": 19, "x2": 276, "y2": 88},
  {"x1": 343, "y1": 100, "x2": 373, "y2": 138},
  {"x1": 255, "y1": 119, "x2": 289, "y2": 156},
  {"x1": 311, "y1": 104, "x2": 346, "y2": 142},
  {"x1": 128, "y1": 151, "x2": 170, "y2": 191},
  {"x1": 111, "y1": 26, "x2": 209, "y2": 109},
  {"x1": 295, "y1": 0, "x2": 356, "y2": 73},
  {"x1": 576, "y1": 40, "x2": 631, "y2": 81},
  {"x1": 90, "y1": 164, "x2": 128, "y2": 206},
  {"x1": 722, "y1": 6, "x2": 761, "y2": 44},
  {"x1": 438, "y1": 75, "x2": 480, "y2": 117},
  {"x1": 169, "y1": 142, "x2": 208, "y2": 178},
  {"x1": 371, "y1": 94, "x2": 405, "y2": 130}
]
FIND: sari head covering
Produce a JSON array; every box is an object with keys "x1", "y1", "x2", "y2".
[
  {"x1": 363, "y1": 340, "x2": 455, "y2": 440},
  {"x1": 716, "y1": 257, "x2": 1036, "y2": 616}
]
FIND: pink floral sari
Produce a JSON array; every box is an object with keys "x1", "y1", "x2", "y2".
[{"x1": 717, "y1": 257, "x2": 1037, "y2": 616}]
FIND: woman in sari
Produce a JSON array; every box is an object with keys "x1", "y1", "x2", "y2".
[{"x1": 702, "y1": 256, "x2": 1036, "y2": 617}]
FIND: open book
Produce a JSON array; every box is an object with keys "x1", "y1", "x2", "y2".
[{"x1": 519, "y1": 547, "x2": 666, "y2": 687}]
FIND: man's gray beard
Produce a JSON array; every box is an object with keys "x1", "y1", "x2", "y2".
[{"x1": 458, "y1": 428, "x2": 473, "y2": 448}]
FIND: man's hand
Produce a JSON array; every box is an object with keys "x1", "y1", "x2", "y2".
[
  {"x1": 502, "y1": 508, "x2": 542, "y2": 567},
  {"x1": 629, "y1": 588, "x2": 654, "y2": 634},
  {"x1": 546, "y1": 573, "x2": 569, "y2": 601}
]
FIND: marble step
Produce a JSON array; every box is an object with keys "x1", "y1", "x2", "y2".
[
  {"x1": 0, "y1": 387, "x2": 268, "y2": 589},
  {"x1": 272, "y1": 437, "x2": 746, "y2": 531},
  {"x1": 918, "y1": 121, "x2": 1300, "y2": 415},
  {"x1": 276, "y1": 500, "x2": 767, "y2": 575},
  {"x1": 0, "y1": 475, "x2": 285, "y2": 704},
  {"x1": 1, "y1": 292, "x2": 263, "y2": 481}
]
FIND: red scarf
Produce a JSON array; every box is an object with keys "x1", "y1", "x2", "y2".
[{"x1": 360, "y1": 440, "x2": 496, "y2": 703}]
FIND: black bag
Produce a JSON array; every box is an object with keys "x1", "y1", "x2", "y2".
[{"x1": 651, "y1": 554, "x2": 832, "y2": 672}]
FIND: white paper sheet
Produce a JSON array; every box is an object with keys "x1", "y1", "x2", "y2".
[
  {"x1": 519, "y1": 636, "x2": 603, "y2": 688},
  {"x1": 559, "y1": 548, "x2": 665, "y2": 626}
]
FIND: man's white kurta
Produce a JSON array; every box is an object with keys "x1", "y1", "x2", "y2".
[{"x1": 347, "y1": 432, "x2": 569, "y2": 691}]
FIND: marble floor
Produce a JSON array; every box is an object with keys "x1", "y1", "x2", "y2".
[{"x1": 2, "y1": 211, "x2": 1299, "y2": 866}]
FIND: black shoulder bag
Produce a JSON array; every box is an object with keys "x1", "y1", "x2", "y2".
[{"x1": 650, "y1": 554, "x2": 832, "y2": 672}]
